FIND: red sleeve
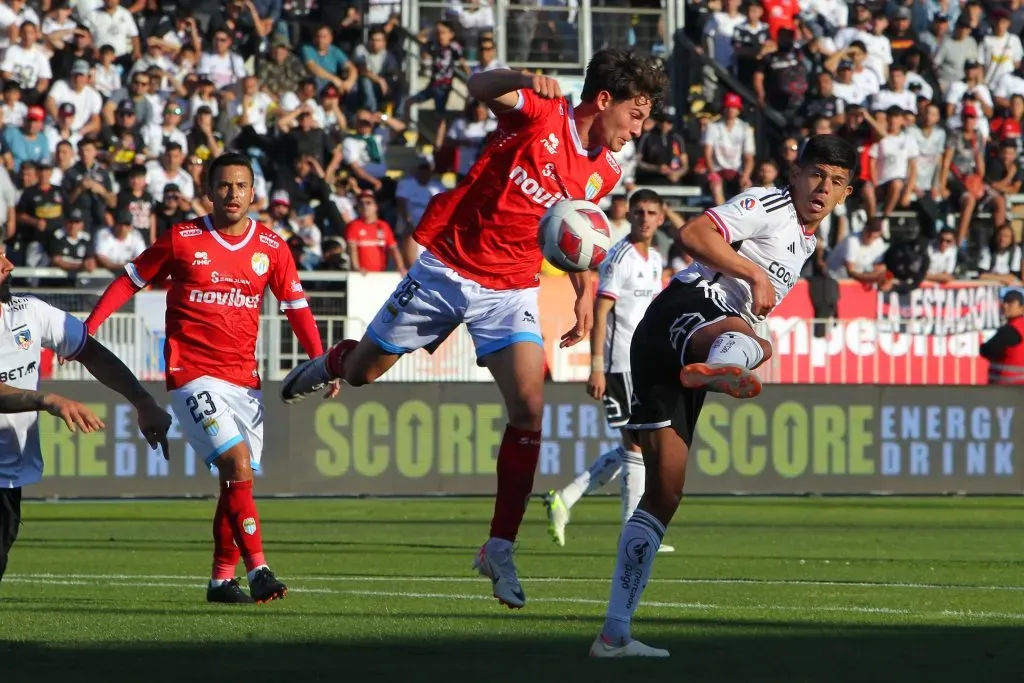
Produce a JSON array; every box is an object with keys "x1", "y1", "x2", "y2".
[
  {"x1": 498, "y1": 90, "x2": 561, "y2": 125},
  {"x1": 284, "y1": 306, "x2": 324, "y2": 358},
  {"x1": 125, "y1": 228, "x2": 174, "y2": 288},
  {"x1": 85, "y1": 274, "x2": 140, "y2": 335},
  {"x1": 268, "y1": 241, "x2": 323, "y2": 357}
]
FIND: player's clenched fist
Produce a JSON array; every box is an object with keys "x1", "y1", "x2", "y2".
[
  {"x1": 529, "y1": 74, "x2": 562, "y2": 99},
  {"x1": 41, "y1": 394, "x2": 105, "y2": 433}
]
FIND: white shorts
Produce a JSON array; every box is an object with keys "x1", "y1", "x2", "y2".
[
  {"x1": 367, "y1": 251, "x2": 543, "y2": 363},
  {"x1": 169, "y1": 376, "x2": 265, "y2": 471}
]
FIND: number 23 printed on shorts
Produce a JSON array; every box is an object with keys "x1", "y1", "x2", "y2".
[
  {"x1": 381, "y1": 276, "x2": 422, "y2": 323},
  {"x1": 186, "y1": 390, "x2": 220, "y2": 436}
]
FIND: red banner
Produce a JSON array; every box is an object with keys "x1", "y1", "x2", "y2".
[{"x1": 537, "y1": 275, "x2": 1002, "y2": 385}]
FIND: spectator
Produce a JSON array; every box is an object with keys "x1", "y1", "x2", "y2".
[
  {"x1": 0, "y1": 80, "x2": 26, "y2": 128},
  {"x1": 353, "y1": 27, "x2": 401, "y2": 113},
  {"x1": 3, "y1": 106, "x2": 48, "y2": 172},
  {"x1": 44, "y1": 103, "x2": 82, "y2": 157},
  {"x1": 302, "y1": 24, "x2": 356, "y2": 95},
  {"x1": 257, "y1": 33, "x2": 308, "y2": 98},
  {"x1": 293, "y1": 205, "x2": 322, "y2": 270},
  {"x1": 868, "y1": 105, "x2": 918, "y2": 217},
  {"x1": 946, "y1": 60, "x2": 993, "y2": 134},
  {"x1": 906, "y1": 102, "x2": 946, "y2": 223},
  {"x1": 142, "y1": 101, "x2": 188, "y2": 158},
  {"x1": 886, "y1": 6, "x2": 921, "y2": 65},
  {"x1": 94, "y1": 209, "x2": 147, "y2": 271},
  {"x1": 47, "y1": 206, "x2": 96, "y2": 277},
  {"x1": 14, "y1": 161, "x2": 64, "y2": 266},
  {"x1": 447, "y1": 99, "x2": 496, "y2": 180},
  {"x1": 977, "y1": 223, "x2": 1023, "y2": 285},
  {"x1": 924, "y1": 226, "x2": 958, "y2": 282},
  {"x1": 702, "y1": 0, "x2": 745, "y2": 71},
  {"x1": 345, "y1": 190, "x2": 404, "y2": 274},
  {"x1": 314, "y1": 235, "x2": 351, "y2": 277},
  {"x1": 980, "y1": 9, "x2": 1022, "y2": 84},
  {"x1": 635, "y1": 106, "x2": 687, "y2": 185},
  {"x1": 993, "y1": 66, "x2": 1024, "y2": 111},
  {"x1": 871, "y1": 65, "x2": 917, "y2": 113},
  {"x1": 99, "y1": 101, "x2": 146, "y2": 179},
  {"x1": 232, "y1": 75, "x2": 275, "y2": 139},
  {"x1": 145, "y1": 142, "x2": 194, "y2": 202},
  {"x1": 757, "y1": 158, "x2": 783, "y2": 189},
  {"x1": 267, "y1": 189, "x2": 297, "y2": 239},
  {"x1": 403, "y1": 20, "x2": 466, "y2": 147},
  {"x1": 606, "y1": 194, "x2": 630, "y2": 242},
  {"x1": 939, "y1": 105, "x2": 998, "y2": 245},
  {"x1": 987, "y1": 138, "x2": 1024, "y2": 202},
  {"x1": 49, "y1": 140, "x2": 76, "y2": 186},
  {"x1": 117, "y1": 166, "x2": 157, "y2": 245},
  {"x1": 919, "y1": 12, "x2": 949, "y2": 58},
  {"x1": 153, "y1": 182, "x2": 188, "y2": 237},
  {"x1": 471, "y1": 36, "x2": 506, "y2": 75},
  {"x1": 754, "y1": 28, "x2": 810, "y2": 117},
  {"x1": 0, "y1": 21, "x2": 53, "y2": 104},
  {"x1": 41, "y1": 1, "x2": 77, "y2": 51},
  {"x1": 104, "y1": 71, "x2": 156, "y2": 129},
  {"x1": 731, "y1": 1, "x2": 770, "y2": 85},
  {"x1": 342, "y1": 109, "x2": 405, "y2": 191},
  {"x1": 45, "y1": 59, "x2": 103, "y2": 136},
  {"x1": 934, "y1": 17, "x2": 978, "y2": 94},
  {"x1": 799, "y1": 70, "x2": 846, "y2": 128},
  {"x1": 207, "y1": 0, "x2": 267, "y2": 60},
  {"x1": 61, "y1": 137, "x2": 116, "y2": 233},
  {"x1": 703, "y1": 92, "x2": 755, "y2": 204},
  {"x1": 198, "y1": 29, "x2": 247, "y2": 90},
  {"x1": 92, "y1": 44, "x2": 122, "y2": 98},
  {"x1": 85, "y1": 0, "x2": 141, "y2": 69},
  {"x1": 185, "y1": 105, "x2": 222, "y2": 162},
  {"x1": 827, "y1": 216, "x2": 890, "y2": 286},
  {"x1": 395, "y1": 153, "x2": 445, "y2": 260}
]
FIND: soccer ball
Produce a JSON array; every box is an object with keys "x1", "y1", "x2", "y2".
[{"x1": 538, "y1": 199, "x2": 613, "y2": 272}]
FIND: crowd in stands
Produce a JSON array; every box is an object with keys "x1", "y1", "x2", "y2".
[
  {"x1": 658, "y1": 0, "x2": 1024, "y2": 288},
  {"x1": 0, "y1": 0, "x2": 516, "y2": 285}
]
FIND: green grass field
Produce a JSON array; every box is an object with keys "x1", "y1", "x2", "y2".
[{"x1": 1, "y1": 497, "x2": 1022, "y2": 683}]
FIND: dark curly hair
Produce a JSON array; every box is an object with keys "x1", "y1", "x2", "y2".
[{"x1": 580, "y1": 49, "x2": 668, "y2": 113}]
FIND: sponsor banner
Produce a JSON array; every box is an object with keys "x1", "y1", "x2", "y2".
[{"x1": 28, "y1": 383, "x2": 1022, "y2": 498}]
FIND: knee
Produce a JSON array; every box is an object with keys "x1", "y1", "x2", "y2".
[
  {"x1": 216, "y1": 448, "x2": 252, "y2": 481},
  {"x1": 757, "y1": 337, "x2": 773, "y2": 363},
  {"x1": 507, "y1": 393, "x2": 545, "y2": 432}
]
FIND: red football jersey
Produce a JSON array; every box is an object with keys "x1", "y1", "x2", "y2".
[
  {"x1": 413, "y1": 89, "x2": 621, "y2": 290},
  {"x1": 762, "y1": 0, "x2": 799, "y2": 40},
  {"x1": 124, "y1": 216, "x2": 309, "y2": 390}
]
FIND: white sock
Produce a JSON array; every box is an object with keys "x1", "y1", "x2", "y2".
[
  {"x1": 705, "y1": 332, "x2": 764, "y2": 370},
  {"x1": 601, "y1": 509, "x2": 666, "y2": 644},
  {"x1": 619, "y1": 449, "x2": 646, "y2": 527},
  {"x1": 246, "y1": 564, "x2": 269, "y2": 583},
  {"x1": 559, "y1": 446, "x2": 624, "y2": 509},
  {"x1": 209, "y1": 579, "x2": 227, "y2": 587}
]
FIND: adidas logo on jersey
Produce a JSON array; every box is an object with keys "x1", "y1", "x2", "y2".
[
  {"x1": 188, "y1": 288, "x2": 260, "y2": 309},
  {"x1": 787, "y1": 242, "x2": 796, "y2": 254},
  {"x1": 509, "y1": 165, "x2": 564, "y2": 208}
]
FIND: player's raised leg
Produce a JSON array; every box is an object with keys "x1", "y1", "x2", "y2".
[
  {"x1": 679, "y1": 318, "x2": 773, "y2": 398},
  {"x1": 473, "y1": 340, "x2": 546, "y2": 609}
]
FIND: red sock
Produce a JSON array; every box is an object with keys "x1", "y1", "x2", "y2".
[
  {"x1": 211, "y1": 494, "x2": 240, "y2": 580},
  {"x1": 327, "y1": 339, "x2": 358, "y2": 378},
  {"x1": 221, "y1": 479, "x2": 266, "y2": 572},
  {"x1": 489, "y1": 425, "x2": 542, "y2": 542}
]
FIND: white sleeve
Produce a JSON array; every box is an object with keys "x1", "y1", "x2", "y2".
[
  {"x1": 994, "y1": 76, "x2": 1009, "y2": 99},
  {"x1": 743, "y1": 124, "x2": 755, "y2": 156},
  {"x1": 704, "y1": 190, "x2": 786, "y2": 243},
  {"x1": 906, "y1": 136, "x2": 920, "y2": 158},
  {"x1": 0, "y1": 49, "x2": 15, "y2": 75},
  {"x1": 596, "y1": 252, "x2": 627, "y2": 299},
  {"x1": 37, "y1": 52, "x2": 52, "y2": 80},
  {"x1": 977, "y1": 86, "x2": 993, "y2": 107},
  {"x1": 124, "y1": 11, "x2": 139, "y2": 38},
  {"x1": 341, "y1": 137, "x2": 360, "y2": 164},
  {"x1": 979, "y1": 247, "x2": 993, "y2": 272},
  {"x1": 31, "y1": 298, "x2": 88, "y2": 359},
  {"x1": 1012, "y1": 246, "x2": 1022, "y2": 274},
  {"x1": 94, "y1": 228, "x2": 114, "y2": 258}
]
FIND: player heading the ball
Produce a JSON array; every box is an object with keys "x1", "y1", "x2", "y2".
[{"x1": 281, "y1": 49, "x2": 668, "y2": 610}]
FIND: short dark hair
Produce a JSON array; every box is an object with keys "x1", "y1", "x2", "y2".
[
  {"x1": 127, "y1": 165, "x2": 147, "y2": 179},
  {"x1": 797, "y1": 135, "x2": 858, "y2": 175},
  {"x1": 206, "y1": 151, "x2": 254, "y2": 191},
  {"x1": 580, "y1": 49, "x2": 668, "y2": 112},
  {"x1": 369, "y1": 28, "x2": 386, "y2": 40},
  {"x1": 628, "y1": 188, "x2": 664, "y2": 209}
]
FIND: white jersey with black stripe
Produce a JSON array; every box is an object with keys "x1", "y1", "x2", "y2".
[
  {"x1": 597, "y1": 238, "x2": 664, "y2": 373},
  {"x1": 0, "y1": 295, "x2": 88, "y2": 488},
  {"x1": 673, "y1": 186, "x2": 816, "y2": 325}
]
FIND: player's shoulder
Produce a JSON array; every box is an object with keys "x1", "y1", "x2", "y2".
[
  {"x1": 167, "y1": 216, "x2": 208, "y2": 239},
  {"x1": 607, "y1": 237, "x2": 635, "y2": 265},
  {"x1": 725, "y1": 186, "x2": 791, "y2": 210},
  {"x1": 251, "y1": 220, "x2": 289, "y2": 252}
]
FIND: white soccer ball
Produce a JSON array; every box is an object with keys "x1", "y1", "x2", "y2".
[{"x1": 538, "y1": 199, "x2": 614, "y2": 272}]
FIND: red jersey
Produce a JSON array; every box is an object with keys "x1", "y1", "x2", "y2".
[
  {"x1": 413, "y1": 89, "x2": 621, "y2": 290},
  {"x1": 762, "y1": 0, "x2": 798, "y2": 40},
  {"x1": 345, "y1": 218, "x2": 397, "y2": 272},
  {"x1": 124, "y1": 216, "x2": 309, "y2": 390}
]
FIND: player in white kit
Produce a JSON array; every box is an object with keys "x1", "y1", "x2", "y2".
[
  {"x1": 0, "y1": 246, "x2": 171, "y2": 584},
  {"x1": 589, "y1": 135, "x2": 858, "y2": 658},
  {"x1": 542, "y1": 189, "x2": 674, "y2": 553}
]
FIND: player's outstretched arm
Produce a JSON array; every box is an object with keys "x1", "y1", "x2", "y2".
[
  {"x1": 83, "y1": 274, "x2": 141, "y2": 335},
  {"x1": 467, "y1": 69, "x2": 562, "y2": 113},
  {"x1": 679, "y1": 214, "x2": 776, "y2": 317},
  {"x1": 0, "y1": 383, "x2": 105, "y2": 433},
  {"x1": 73, "y1": 337, "x2": 172, "y2": 459}
]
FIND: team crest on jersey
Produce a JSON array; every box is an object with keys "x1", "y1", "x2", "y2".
[
  {"x1": 251, "y1": 252, "x2": 270, "y2": 276},
  {"x1": 202, "y1": 417, "x2": 219, "y2": 437},
  {"x1": 584, "y1": 173, "x2": 603, "y2": 200},
  {"x1": 13, "y1": 328, "x2": 32, "y2": 350},
  {"x1": 242, "y1": 517, "x2": 257, "y2": 535},
  {"x1": 740, "y1": 197, "x2": 757, "y2": 211}
]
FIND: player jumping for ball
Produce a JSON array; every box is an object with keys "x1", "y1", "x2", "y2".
[
  {"x1": 84, "y1": 153, "x2": 332, "y2": 604},
  {"x1": 543, "y1": 189, "x2": 673, "y2": 553},
  {"x1": 589, "y1": 135, "x2": 858, "y2": 657},
  {"x1": 280, "y1": 49, "x2": 668, "y2": 609}
]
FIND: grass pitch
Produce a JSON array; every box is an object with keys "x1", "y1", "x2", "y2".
[{"x1": 1, "y1": 497, "x2": 1022, "y2": 683}]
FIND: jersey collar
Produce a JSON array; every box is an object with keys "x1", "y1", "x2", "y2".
[{"x1": 204, "y1": 215, "x2": 257, "y2": 251}]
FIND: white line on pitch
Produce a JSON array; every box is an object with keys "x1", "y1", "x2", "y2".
[
  {"x1": 8, "y1": 572, "x2": 1024, "y2": 592},
  {"x1": 6, "y1": 577, "x2": 1024, "y2": 621}
]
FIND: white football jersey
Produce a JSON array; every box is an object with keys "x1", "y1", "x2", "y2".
[
  {"x1": 597, "y1": 238, "x2": 664, "y2": 373},
  {"x1": 0, "y1": 296, "x2": 88, "y2": 489},
  {"x1": 676, "y1": 187, "x2": 816, "y2": 324}
]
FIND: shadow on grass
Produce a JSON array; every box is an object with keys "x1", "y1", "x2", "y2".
[{"x1": 0, "y1": 625, "x2": 1019, "y2": 683}]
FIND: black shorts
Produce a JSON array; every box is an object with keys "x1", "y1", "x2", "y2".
[
  {"x1": 0, "y1": 487, "x2": 22, "y2": 583},
  {"x1": 602, "y1": 372, "x2": 633, "y2": 429},
  {"x1": 627, "y1": 278, "x2": 742, "y2": 446}
]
